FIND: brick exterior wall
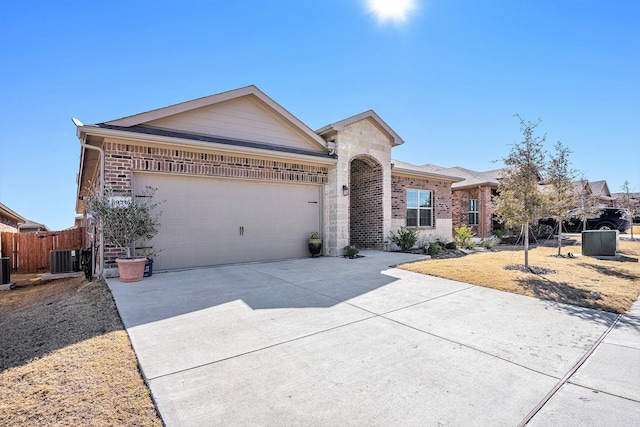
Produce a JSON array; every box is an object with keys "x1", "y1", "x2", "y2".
[
  {"x1": 451, "y1": 186, "x2": 495, "y2": 237},
  {"x1": 391, "y1": 175, "x2": 452, "y2": 225},
  {"x1": 99, "y1": 139, "x2": 329, "y2": 265},
  {"x1": 103, "y1": 141, "x2": 328, "y2": 193},
  {"x1": 349, "y1": 157, "x2": 384, "y2": 249},
  {"x1": 0, "y1": 215, "x2": 19, "y2": 231}
]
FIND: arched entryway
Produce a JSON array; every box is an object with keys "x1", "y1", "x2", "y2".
[{"x1": 349, "y1": 156, "x2": 384, "y2": 249}]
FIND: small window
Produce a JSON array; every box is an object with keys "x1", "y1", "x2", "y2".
[
  {"x1": 406, "y1": 189, "x2": 433, "y2": 227},
  {"x1": 469, "y1": 199, "x2": 479, "y2": 226}
]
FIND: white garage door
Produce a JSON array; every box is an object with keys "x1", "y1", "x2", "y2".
[{"x1": 134, "y1": 173, "x2": 322, "y2": 270}]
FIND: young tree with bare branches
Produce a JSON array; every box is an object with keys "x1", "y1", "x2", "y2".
[
  {"x1": 618, "y1": 180, "x2": 639, "y2": 240},
  {"x1": 573, "y1": 175, "x2": 602, "y2": 231},
  {"x1": 544, "y1": 141, "x2": 577, "y2": 256},
  {"x1": 492, "y1": 115, "x2": 547, "y2": 269}
]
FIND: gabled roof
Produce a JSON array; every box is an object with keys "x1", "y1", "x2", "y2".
[
  {"x1": 75, "y1": 86, "x2": 337, "y2": 211},
  {"x1": 588, "y1": 180, "x2": 611, "y2": 197},
  {"x1": 103, "y1": 85, "x2": 328, "y2": 150},
  {"x1": 417, "y1": 165, "x2": 507, "y2": 189},
  {"x1": 572, "y1": 180, "x2": 592, "y2": 195},
  {"x1": 390, "y1": 160, "x2": 465, "y2": 182},
  {"x1": 316, "y1": 110, "x2": 404, "y2": 146}
]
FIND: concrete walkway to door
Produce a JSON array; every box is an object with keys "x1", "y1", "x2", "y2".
[{"x1": 107, "y1": 251, "x2": 640, "y2": 426}]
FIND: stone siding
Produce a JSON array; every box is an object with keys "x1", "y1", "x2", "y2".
[{"x1": 325, "y1": 118, "x2": 393, "y2": 256}]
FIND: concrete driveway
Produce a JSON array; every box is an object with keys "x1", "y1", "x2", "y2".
[{"x1": 107, "y1": 251, "x2": 640, "y2": 426}]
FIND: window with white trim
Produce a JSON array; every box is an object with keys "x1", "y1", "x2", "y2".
[
  {"x1": 406, "y1": 189, "x2": 433, "y2": 227},
  {"x1": 469, "y1": 199, "x2": 479, "y2": 226}
]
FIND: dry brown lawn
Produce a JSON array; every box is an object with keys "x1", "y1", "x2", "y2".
[
  {"x1": 400, "y1": 238, "x2": 640, "y2": 314},
  {"x1": 0, "y1": 274, "x2": 161, "y2": 426}
]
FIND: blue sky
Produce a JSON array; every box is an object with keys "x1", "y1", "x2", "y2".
[{"x1": 1, "y1": 0, "x2": 638, "y2": 230}]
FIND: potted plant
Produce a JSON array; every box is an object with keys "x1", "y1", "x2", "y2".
[
  {"x1": 88, "y1": 185, "x2": 162, "y2": 282},
  {"x1": 308, "y1": 232, "x2": 322, "y2": 257},
  {"x1": 136, "y1": 244, "x2": 162, "y2": 277}
]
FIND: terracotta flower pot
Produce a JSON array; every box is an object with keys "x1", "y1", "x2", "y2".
[{"x1": 116, "y1": 257, "x2": 148, "y2": 282}]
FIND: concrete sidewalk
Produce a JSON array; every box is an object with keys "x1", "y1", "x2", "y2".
[{"x1": 107, "y1": 251, "x2": 640, "y2": 426}]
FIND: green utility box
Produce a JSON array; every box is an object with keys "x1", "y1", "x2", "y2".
[{"x1": 581, "y1": 230, "x2": 618, "y2": 257}]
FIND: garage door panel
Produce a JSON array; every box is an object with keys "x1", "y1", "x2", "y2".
[{"x1": 134, "y1": 173, "x2": 321, "y2": 270}]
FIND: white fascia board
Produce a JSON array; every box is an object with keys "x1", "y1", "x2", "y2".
[
  {"x1": 452, "y1": 181, "x2": 499, "y2": 190},
  {"x1": 392, "y1": 167, "x2": 465, "y2": 183}
]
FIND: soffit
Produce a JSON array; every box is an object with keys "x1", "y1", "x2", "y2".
[{"x1": 317, "y1": 110, "x2": 404, "y2": 147}]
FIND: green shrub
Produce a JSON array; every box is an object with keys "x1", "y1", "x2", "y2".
[
  {"x1": 433, "y1": 240, "x2": 445, "y2": 249},
  {"x1": 482, "y1": 237, "x2": 496, "y2": 249},
  {"x1": 388, "y1": 226, "x2": 419, "y2": 252},
  {"x1": 445, "y1": 241, "x2": 457, "y2": 250},
  {"x1": 454, "y1": 224, "x2": 475, "y2": 249},
  {"x1": 344, "y1": 245, "x2": 359, "y2": 258},
  {"x1": 427, "y1": 244, "x2": 443, "y2": 256},
  {"x1": 492, "y1": 228, "x2": 507, "y2": 239}
]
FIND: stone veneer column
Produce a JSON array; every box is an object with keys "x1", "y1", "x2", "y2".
[
  {"x1": 324, "y1": 162, "x2": 349, "y2": 256},
  {"x1": 324, "y1": 119, "x2": 393, "y2": 256}
]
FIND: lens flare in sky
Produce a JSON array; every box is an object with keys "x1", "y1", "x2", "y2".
[{"x1": 366, "y1": 0, "x2": 418, "y2": 24}]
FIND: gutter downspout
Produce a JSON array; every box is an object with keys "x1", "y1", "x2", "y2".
[{"x1": 75, "y1": 119, "x2": 105, "y2": 279}]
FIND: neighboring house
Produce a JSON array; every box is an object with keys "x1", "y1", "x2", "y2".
[
  {"x1": 17, "y1": 221, "x2": 50, "y2": 233},
  {"x1": 572, "y1": 180, "x2": 592, "y2": 198},
  {"x1": 0, "y1": 203, "x2": 48, "y2": 233},
  {"x1": 74, "y1": 85, "x2": 462, "y2": 272},
  {"x1": 0, "y1": 203, "x2": 26, "y2": 233},
  {"x1": 588, "y1": 180, "x2": 615, "y2": 207},
  {"x1": 612, "y1": 191, "x2": 640, "y2": 205},
  {"x1": 397, "y1": 165, "x2": 505, "y2": 238},
  {"x1": 612, "y1": 191, "x2": 640, "y2": 218},
  {"x1": 572, "y1": 179, "x2": 619, "y2": 208}
]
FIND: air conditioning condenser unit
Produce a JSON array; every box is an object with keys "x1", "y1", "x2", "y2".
[{"x1": 50, "y1": 249, "x2": 79, "y2": 274}]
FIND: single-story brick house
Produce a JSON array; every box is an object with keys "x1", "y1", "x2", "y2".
[
  {"x1": 75, "y1": 85, "x2": 463, "y2": 273},
  {"x1": 393, "y1": 164, "x2": 506, "y2": 238}
]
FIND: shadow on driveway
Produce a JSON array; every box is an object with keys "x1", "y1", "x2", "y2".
[{"x1": 108, "y1": 251, "x2": 427, "y2": 328}]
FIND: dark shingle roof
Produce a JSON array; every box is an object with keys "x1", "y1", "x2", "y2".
[
  {"x1": 418, "y1": 165, "x2": 507, "y2": 189},
  {"x1": 94, "y1": 124, "x2": 335, "y2": 159}
]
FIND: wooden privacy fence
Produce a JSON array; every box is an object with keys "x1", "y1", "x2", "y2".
[{"x1": 0, "y1": 228, "x2": 85, "y2": 273}]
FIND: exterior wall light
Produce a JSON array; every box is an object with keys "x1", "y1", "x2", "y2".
[{"x1": 342, "y1": 185, "x2": 349, "y2": 196}]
